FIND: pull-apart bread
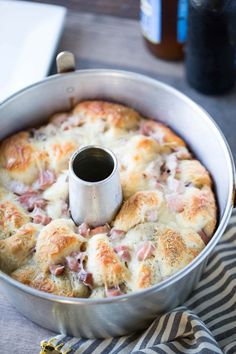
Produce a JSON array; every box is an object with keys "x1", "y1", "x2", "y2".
[{"x1": 0, "y1": 100, "x2": 217, "y2": 298}]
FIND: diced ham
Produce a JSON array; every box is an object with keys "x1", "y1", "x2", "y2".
[
  {"x1": 33, "y1": 170, "x2": 56, "y2": 191},
  {"x1": 156, "y1": 181, "x2": 164, "y2": 190},
  {"x1": 79, "y1": 271, "x2": 93, "y2": 289},
  {"x1": 90, "y1": 224, "x2": 110, "y2": 236},
  {"x1": 106, "y1": 287, "x2": 123, "y2": 297},
  {"x1": 66, "y1": 255, "x2": 80, "y2": 272},
  {"x1": 33, "y1": 214, "x2": 52, "y2": 225},
  {"x1": 50, "y1": 113, "x2": 69, "y2": 127},
  {"x1": 66, "y1": 252, "x2": 87, "y2": 272},
  {"x1": 167, "y1": 176, "x2": 185, "y2": 193},
  {"x1": 137, "y1": 241, "x2": 156, "y2": 261},
  {"x1": 198, "y1": 230, "x2": 210, "y2": 245},
  {"x1": 145, "y1": 209, "x2": 158, "y2": 222},
  {"x1": 18, "y1": 192, "x2": 47, "y2": 211},
  {"x1": 108, "y1": 229, "x2": 126, "y2": 241},
  {"x1": 140, "y1": 121, "x2": 153, "y2": 136},
  {"x1": 140, "y1": 121, "x2": 164, "y2": 144},
  {"x1": 49, "y1": 264, "x2": 65, "y2": 276},
  {"x1": 78, "y1": 223, "x2": 90, "y2": 237},
  {"x1": 70, "y1": 251, "x2": 87, "y2": 263},
  {"x1": 31, "y1": 207, "x2": 52, "y2": 225},
  {"x1": 61, "y1": 116, "x2": 82, "y2": 130},
  {"x1": 9, "y1": 180, "x2": 32, "y2": 195},
  {"x1": 166, "y1": 194, "x2": 185, "y2": 213},
  {"x1": 113, "y1": 245, "x2": 131, "y2": 262}
]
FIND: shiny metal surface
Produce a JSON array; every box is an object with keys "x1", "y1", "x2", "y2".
[
  {"x1": 0, "y1": 69, "x2": 235, "y2": 338},
  {"x1": 56, "y1": 51, "x2": 76, "y2": 74},
  {"x1": 69, "y1": 145, "x2": 122, "y2": 227}
]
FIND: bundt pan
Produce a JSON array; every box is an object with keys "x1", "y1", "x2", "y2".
[{"x1": 0, "y1": 52, "x2": 235, "y2": 338}]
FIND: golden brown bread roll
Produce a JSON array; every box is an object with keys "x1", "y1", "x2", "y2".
[
  {"x1": 176, "y1": 160, "x2": 212, "y2": 188},
  {"x1": 175, "y1": 186, "x2": 217, "y2": 236},
  {"x1": 73, "y1": 100, "x2": 141, "y2": 131},
  {"x1": 0, "y1": 223, "x2": 40, "y2": 273},
  {"x1": 113, "y1": 190, "x2": 163, "y2": 232},
  {"x1": 35, "y1": 219, "x2": 86, "y2": 273},
  {"x1": 86, "y1": 233, "x2": 130, "y2": 288},
  {"x1": 12, "y1": 261, "x2": 89, "y2": 297},
  {"x1": 0, "y1": 191, "x2": 30, "y2": 239},
  {"x1": 0, "y1": 132, "x2": 46, "y2": 184},
  {"x1": 154, "y1": 225, "x2": 205, "y2": 279},
  {"x1": 0, "y1": 100, "x2": 217, "y2": 299},
  {"x1": 140, "y1": 120, "x2": 186, "y2": 152}
]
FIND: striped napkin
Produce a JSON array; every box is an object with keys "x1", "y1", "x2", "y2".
[{"x1": 40, "y1": 210, "x2": 236, "y2": 354}]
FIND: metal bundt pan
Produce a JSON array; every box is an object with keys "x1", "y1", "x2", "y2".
[{"x1": 0, "y1": 52, "x2": 235, "y2": 338}]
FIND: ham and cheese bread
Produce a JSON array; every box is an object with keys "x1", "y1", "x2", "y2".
[
  {"x1": 176, "y1": 160, "x2": 212, "y2": 188},
  {"x1": 113, "y1": 190, "x2": 164, "y2": 232},
  {"x1": 0, "y1": 132, "x2": 47, "y2": 184},
  {"x1": 35, "y1": 219, "x2": 86, "y2": 273},
  {"x1": 0, "y1": 223, "x2": 40, "y2": 273},
  {"x1": 0, "y1": 189, "x2": 30, "y2": 239},
  {"x1": 86, "y1": 233, "x2": 130, "y2": 288},
  {"x1": 154, "y1": 225, "x2": 205, "y2": 279},
  {"x1": 0, "y1": 100, "x2": 217, "y2": 299},
  {"x1": 73, "y1": 100, "x2": 141, "y2": 131},
  {"x1": 140, "y1": 120, "x2": 186, "y2": 153}
]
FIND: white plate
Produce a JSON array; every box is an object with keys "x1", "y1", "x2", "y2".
[{"x1": 0, "y1": 0, "x2": 66, "y2": 102}]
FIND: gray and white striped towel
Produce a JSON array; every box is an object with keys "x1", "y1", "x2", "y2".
[{"x1": 41, "y1": 210, "x2": 236, "y2": 354}]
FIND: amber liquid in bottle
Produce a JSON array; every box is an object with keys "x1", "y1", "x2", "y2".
[{"x1": 140, "y1": 0, "x2": 188, "y2": 61}]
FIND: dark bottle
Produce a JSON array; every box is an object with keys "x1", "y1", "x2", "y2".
[
  {"x1": 140, "y1": 0, "x2": 188, "y2": 61},
  {"x1": 186, "y1": 0, "x2": 235, "y2": 95}
]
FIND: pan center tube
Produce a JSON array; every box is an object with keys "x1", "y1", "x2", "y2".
[{"x1": 69, "y1": 145, "x2": 123, "y2": 227}]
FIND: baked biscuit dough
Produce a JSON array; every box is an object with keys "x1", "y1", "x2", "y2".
[
  {"x1": 0, "y1": 100, "x2": 217, "y2": 298},
  {"x1": 35, "y1": 219, "x2": 86, "y2": 273},
  {"x1": 86, "y1": 233, "x2": 130, "y2": 288},
  {"x1": 0, "y1": 132, "x2": 47, "y2": 184},
  {"x1": 0, "y1": 223, "x2": 40, "y2": 273}
]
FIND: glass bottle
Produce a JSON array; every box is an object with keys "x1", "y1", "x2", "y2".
[
  {"x1": 140, "y1": 0, "x2": 188, "y2": 61},
  {"x1": 186, "y1": 0, "x2": 235, "y2": 94}
]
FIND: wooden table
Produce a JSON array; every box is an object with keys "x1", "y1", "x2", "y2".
[{"x1": 1, "y1": 1, "x2": 236, "y2": 353}]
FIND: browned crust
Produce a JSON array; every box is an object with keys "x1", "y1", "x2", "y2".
[
  {"x1": 0, "y1": 200, "x2": 30, "y2": 238},
  {"x1": 0, "y1": 224, "x2": 39, "y2": 272},
  {"x1": 0, "y1": 132, "x2": 45, "y2": 184},
  {"x1": 87, "y1": 234, "x2": 130, "y2": 287},
  {"x1": 0, "y1": 100, "x2": 217, "y2": 298},
  {"x1": 73, "y1": 100, "x2": 141, "y2": 130},
  {"x1": 35, "y1": 220, "x2": 85, "y2": 273},
  {"x1": 176, "y1": 160, "x2": 212, "y2": 188},
  {"x1": 179, "y1": 186, "x2": 217, "y2": 236},
  {"x1": 113, "y1": 190, "x2": 162, "y2": 231},
  {"x1": 141, "y1": 120, "x2": 186, "y2": 148},
  {"x1": 154, "y1": 226, "x2": 205, "y2": 278},
  {"x1": 137, "y1": 263, "x2": 153, "y2": 289}
]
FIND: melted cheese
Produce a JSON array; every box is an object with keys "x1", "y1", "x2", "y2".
[{"x1": 0, "y1": 100, "x2": 217, "y2": 299}]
